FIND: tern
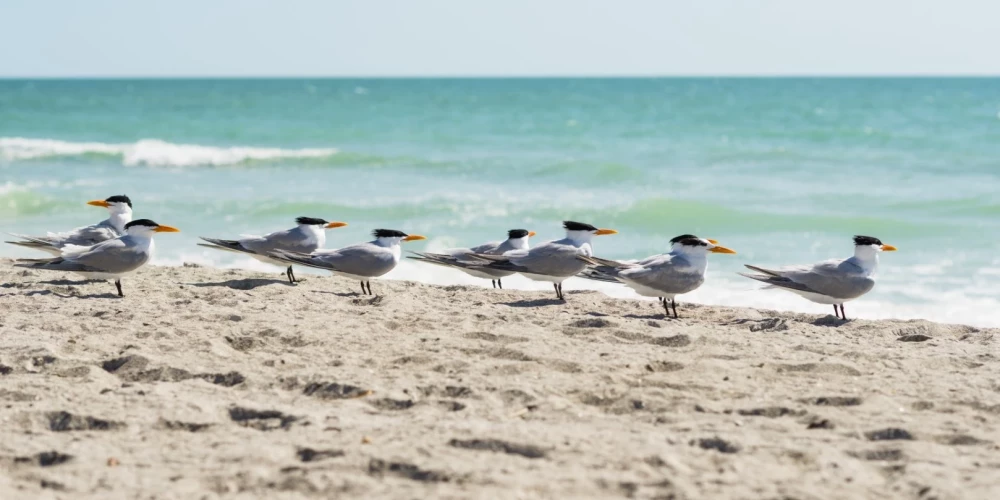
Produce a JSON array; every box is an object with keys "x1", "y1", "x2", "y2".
[
  {"x1": 441, "y1": 221, "x2": 617, "y2": 300},
  {"x1": 5, "y1": 195, "x2": 133, "y2": 256},
  {"x1": 268, "y1": 229, "x2": 427, "y2": 295},
  {"x1": 407, "y1": 229, "x2": 536, "y2": 288},
  {"x1": 198, "y1": 217, "x2": 348, "y2": 284},
  {"x1": 578, "y1": 235, "x2": 736, "y2": 318},
  {"x1": 738, "y1": 235, "x2": 897, "y2": 320},
  {"x1": 14, "y1": 219, "x2": 180, "y2": 297}
]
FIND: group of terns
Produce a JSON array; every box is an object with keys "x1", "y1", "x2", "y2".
[{"x1": 5, "y1": 194, "x2": 898, "y2": 319}]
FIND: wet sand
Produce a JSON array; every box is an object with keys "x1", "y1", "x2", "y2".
[{"x1": 1, "y1": 260, "x2": 998, "y2": 499}]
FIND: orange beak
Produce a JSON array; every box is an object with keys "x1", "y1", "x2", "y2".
[
  {"x1": 325, "y1": 221, "x2": 348, "y2": 229},
  {"x1": 402, "y1": 234, "x2": 426, "y2": 242},
  {"x1": 154, "y1": 225, "x2": 180, "y2": 233},
  {"x1": 708, "y1": 239, "x2": 719, "y2": 244},
  {"x1": 709, "y1": 245, "x2": 736, "y2": 254},
  {"x1": 528, "y1": 231, "x2": 537, "y2": 238},
  {"x1": 594, "y1": 228, "x2": 618, "y2": 236},
  {"x1": 87, "y1": 200, "x2": 110, "y2": 208},
  {"x1": 881, "y1": 244, "x2": 897, "y2": 252}
]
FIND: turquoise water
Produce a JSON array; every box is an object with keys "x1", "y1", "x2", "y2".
[{"x1": 2, "y1": 78, "x2": 999, "y2": 325}]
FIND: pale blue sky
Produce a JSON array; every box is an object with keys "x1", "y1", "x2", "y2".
[{"x1": 1, "y1": 0, "x2": 998, "y2": 77}]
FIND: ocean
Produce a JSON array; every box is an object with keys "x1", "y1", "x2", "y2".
[{"x1": 1, "y1": 78, "x2": 998, "y2": 326}]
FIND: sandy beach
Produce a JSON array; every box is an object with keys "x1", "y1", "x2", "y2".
[{"x1": 0, "y1": 259, "x2": 997, "y2": 499}]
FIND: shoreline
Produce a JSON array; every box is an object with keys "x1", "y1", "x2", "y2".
[{"x1": 1, "y1": 260, "x2": 998, "y2": 498}]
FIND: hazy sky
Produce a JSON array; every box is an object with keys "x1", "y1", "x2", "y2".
[{"x1": 2, "y1": 0, "x2": 998, "y2": 77}]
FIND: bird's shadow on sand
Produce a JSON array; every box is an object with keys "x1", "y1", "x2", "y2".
[
  {"x1": 624, "y1": 313, "x2": 675, "y2": 321},
  {"x1": 501, "y1": 298, "x2": 566, "y2": 308},
  {"x1": 311, "y1": 290, "x2": 367, "y2": 298},
  {"x1": 189, "y1": 279, "x2": 291, "y2": 290},
  {"x1": 811, "y1": 315, "x2": 850, "y2": 327},
  {"x1": 38, "y1": 279, "x2": 106, "y2": 285},
  {"x1": 14, "y1": 289, "x2": 121, "y2": 299}
]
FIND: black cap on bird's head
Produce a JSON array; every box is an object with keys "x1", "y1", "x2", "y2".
[
  {"x1": 296, "y1": 216, "x2": 329, "y2": 226},
  {"x1": 373, "y1": 229, "x2": 426, "y2": 242},
  {"x1": 373, "y1": 229, "x2": 408, "y2": 238},
  {"x1": 88, "y1": 194, "x2": 132, "y2": 209},
  {"x1": 854, "y1": 235, "x2": 897, "y2": 252},
  {"x1": 106, "y1": 194, "x2": 132, "y2": 208},
  {"x1": 297, "y1": 217, "x2": 347, "y2": 229},
  {"x1": 669, "y1": 234, "x2": 736, "y2": 254},
  {"x1": 670, "y1": 234, "x2": 708, "y2": 247},
  {"x1": 563, "y1": 221, "x2": 618, "y2": 236},
  {"x1": 125, "y1": 218, "x2": 180, "y2": 233},
  {"x1": 853, "y1": 235, "x2": 883, "y2": 246},
  {"x1": 507, "y1": 229, "x2": 532, "y2": 239},
  {"x1": 563, "y1": 221, "x2": 597, "y2": 232}
]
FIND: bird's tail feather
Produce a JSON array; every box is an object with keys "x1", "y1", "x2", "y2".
[
  {"x1": 743, "y1": 264, "x2": 783, "y2": 277},
  {"x1": 5, "y1": 233, "x2": 57, "y2": 247}
]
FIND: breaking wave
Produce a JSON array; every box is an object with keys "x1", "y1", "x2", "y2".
[{"x1": 0, "y1": 137, "x2": 338, "y2": 167}]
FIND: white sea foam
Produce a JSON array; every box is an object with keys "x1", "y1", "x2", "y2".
[{"x1": 0, "y1": 137, "x2": 338, "y2": 167}]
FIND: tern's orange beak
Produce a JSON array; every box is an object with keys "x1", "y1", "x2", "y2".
[
  {"x1": 709, "y1": 245, "x2": 736, "y2": 254},
  {"x1": 594, "y1": 228, "x2": 618, "y2": 236},
  {"x1": 881, "y1": 244, "x2": 897, "y2": 252},
  {"x1": 402, "y1": 234, "x2": 426, "y2": 242},
  {"x1": 87, "y1": 200, "x2": 110, "y2": 208},
  {"x1": 707, "y1": 239, "x2": 719, "y2": 244},
  {"x1": 324, "y1": 221, "x2": 348, "y2": 229},
  {"x1": 154, "y1": 225, "x2": 180, "y2": 233},
  {"x1": 528, "y1": 231, "x2": 537, "y2": 237}
]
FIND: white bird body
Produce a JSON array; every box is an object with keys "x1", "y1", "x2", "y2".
[
  {"x1": 14, "y1": 219, "x2": 180, "y2": 297},
  {"x1": 198, "y1": 217, "x2": 347, "y2": 283},
  {"x1": 6, "y1": 195, "x2": 133, "y2": 255},
  {"x1": 739, "y1": 236, "x2": 896, "y2": 319},
  {"x1": 578, "y1": 235, "x2": 736, "y2": 317}
]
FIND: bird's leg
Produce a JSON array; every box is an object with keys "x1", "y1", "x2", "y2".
[
  {"x1": 662, "y1": 297, "x2": 670, "y2": 317},
  {"x1": 671, "y1": 299, "x2": 679, "y2": 319},
  {"x1": 497, "y1": 279, "x2": 502, "y2": 289},
  {"x1": 365, "y1": 281, "x2": 373, "y2": 296},
  {"x1": 840, "y1": 304, "x2": 847, "y2": 320},
  {"x1": 286, "y1": 266, "x2": 295, "y2": 285},
  {"x1": 658, "y1": 297, "x2": 663, "y2": 302},
  {"x1": 833, "y1": 304, "x2": 840, "y2": 319},
  {"x1": 553, "y1": 283, "x2": 560, "y2": 299},
  {"x1": 558, "y1": 283, "x2": 565, "y2": 301},
  {"x1": 360, "y1": 281, "x2": 366, "y2": 295},
  {"x1": 491, "y1": 280, "x2": 496, "y2": 289},
  {"x1": 114, "y1": 280, "x2": 123, "y2": 298}
]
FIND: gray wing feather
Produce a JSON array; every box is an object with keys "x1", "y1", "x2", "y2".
[
  {"x1": 16, "y1": 238, "x2": 148, "y2": 274},
  {"x1": 13, "y1": 219, "x2": 122, "y2": 248},
  {"x1": 741, "y1": 259, "x2": 875, "y2": 299},
  {"x1": 616, "y1": 254, "x2": 705, "y2": 295},
  {"x1": 502, "y1": 242, "x2": 587, "y2": 277},
  {"x1": 273, "y1": 243, "x2": 396, "y2": 277}
]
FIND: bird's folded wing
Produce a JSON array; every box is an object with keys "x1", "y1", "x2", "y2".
[
  {"x1": 738, "y1": 272, "x2": 819, "y2": 294},
  {"x1": 5, "y1": 232, "x2": 59, "y2": 246},
  {"x1": 198, "y1": 237, "x2": 252, "y2": 254},
  {"x1": 14, "y1": 256, "x2": 103, "y2": 273}
]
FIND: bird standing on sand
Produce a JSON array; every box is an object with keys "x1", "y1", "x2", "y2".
[
  {"x1": 578, "y1": 234, "x2": 736, "y2": 318},
  {"x1": 268, "y1": 229, "x2": 426, "y2": 295},
  {"x1": 198, "y1": 217, "x2": 348, "y2": 284},
  {"x1": 14, "y1": 219, "x2": 180, "y2": 297},
  {"x1": 442, "y1": 221, "x2": 617, "y2": 300},
  {"x1": 5, "y1": 195, "x2": 133, "y2": 256},
  {"x1": 738, "y1": 235, "x2": 897, "y2": 320},
  {"x1": 407, "y1": 229, "x2": 536, "y2": 289}
]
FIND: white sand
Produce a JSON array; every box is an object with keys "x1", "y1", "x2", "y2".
[{"x1": 1, "y1": 260, "x2": 998, "y2": 499}]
